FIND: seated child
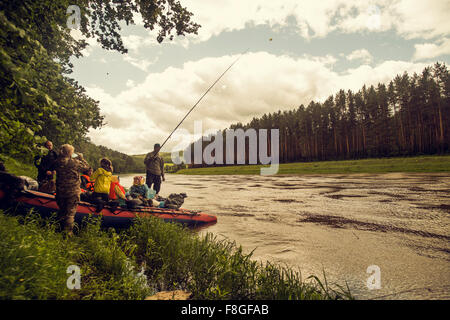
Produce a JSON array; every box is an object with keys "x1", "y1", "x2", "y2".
[
  {"x1": 80, "y1": 167, "x2": 95, "y2": 192},
  {"x1": 128, "y1": 176, "x2": 159, "y2": 207},
  {"x1": 109, "y1": 176, "x2": 126, "y2": 206},
  {"x1": 91, "y1": 158, "x2": 113, "y2": 202}
]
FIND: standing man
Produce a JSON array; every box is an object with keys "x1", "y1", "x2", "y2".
[
  {"x1": 144, "y1": 143, "x2": 165, "y2": 196},
  {"x1": 54, "y1": 144, "x2": 90, "y2": 236},
  {"x1": 34, "y1": 140, "x2": 58, "y2": 186}
]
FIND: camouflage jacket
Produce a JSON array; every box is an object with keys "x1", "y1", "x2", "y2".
[
  {"x1": 144, "y1": 151, "x2": 164, "y2": 176},
  {"x1": 55, "y1": 156, "x2": 90, "y2": 198}
]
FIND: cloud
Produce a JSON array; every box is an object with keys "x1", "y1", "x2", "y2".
[
  {"x1": 86, "y1": 52, "x2": 430, "y2": 154},
  {"x1": 413, "y1": 38, "x2": 450, "y2": 61},
  {"x1": 122, "y1": 55, "x2": 159, "y2": 72},
  {"x1": 126, "y1": 79, "x2": 135, "y2": 88},
  {"x1": 180, "y1": 0, "x2": 450, "y2": 44},
  {"x1": 122, "y1": 34, "x2": 157, "y2": 53},
  {"x1": 346, "y1": 49, "x2": 373, "y2": 64},
  {"x1": 69, "y1": 1, "x2": 449, "y2": 54},
  {"x1": 389, "y1": 0, "x2": 450, "y2": 40}
]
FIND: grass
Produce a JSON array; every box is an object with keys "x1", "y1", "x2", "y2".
[
  {"x1": 0, "y1": 209, "x2": 352, "y2": 300},
  {"x1": 0, "y1": 211, "x2": 149, "y2": 299},
  {"x1": 0, "y1": 153, "x2": 37, "y2": 178},
  {"x1": 176, "y1": 155, "x2": 450, "y2": 175}
]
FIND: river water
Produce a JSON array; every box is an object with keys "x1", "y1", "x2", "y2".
[{"x1": 120, "y1": 173, "x2": 450, "y2": 300}]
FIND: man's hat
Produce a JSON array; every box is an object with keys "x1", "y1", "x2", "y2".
[{"x1": 154, "y1": 143, "x2": 161, "y2": 149}]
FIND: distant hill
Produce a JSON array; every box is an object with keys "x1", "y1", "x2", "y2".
[
  {"x1": 74, "y1": 140, "x2": 146, "y2": 174},
  {"x1": 131, "y1": 151, "x2": 184, "y2": 164}
]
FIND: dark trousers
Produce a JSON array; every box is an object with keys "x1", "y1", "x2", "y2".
[
  {"x1": 92, "y1": 192, "x2": 109, "y2": 212},
  {"x1": 56, "y1": 195, "x2": 79, "y2": 233},
  {"x1": 92, "y1": 192, "x2": 109, "y2": 201},
  {"x1": 146, "y1": 171, "x2": 161, "y2": 194},
  {"x1": 37, "y1": 170, "x2": 53, "y2": 185}
]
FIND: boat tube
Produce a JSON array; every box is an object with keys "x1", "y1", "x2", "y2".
[{"x1": 1, "y1": 188, "x2": 217, "y2": 229}]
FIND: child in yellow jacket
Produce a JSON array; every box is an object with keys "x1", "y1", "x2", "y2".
[{"x1": 91, "y1": 158, "x2": 113, "y2": 202}]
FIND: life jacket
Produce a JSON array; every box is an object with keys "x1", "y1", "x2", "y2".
[{"x1": 81, "y1": 174, "x2": 95, "y2": 192}]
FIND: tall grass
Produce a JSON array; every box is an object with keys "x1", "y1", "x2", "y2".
[
  {"x1": 0, "y1": 210, "x2": 150, "y2": 300},
  {"x1": 128, "y1": 217, "x2": 352, "y2": 300},
  {"x1": 0, "y1": 209, "x2": 352, "y2": 300},
  {"x1": 0, "y1": 153, "x2": 37, "y2": 178}
]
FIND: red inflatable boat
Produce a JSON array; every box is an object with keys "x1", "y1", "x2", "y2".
[{"x1": 2, "y1": 189, "x2": 217, "y2": 229}]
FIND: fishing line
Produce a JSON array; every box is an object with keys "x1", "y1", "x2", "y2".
[{"x1": 158, "y1": 48, "x2": 250, "y2": 151}]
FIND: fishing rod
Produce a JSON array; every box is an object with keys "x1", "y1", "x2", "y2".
[{"x1": 158, "y1": 49, "x2": 249, "y2": 151}]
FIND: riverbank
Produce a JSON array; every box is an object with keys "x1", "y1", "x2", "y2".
[
  {"x1": 176, "y1": 155, "x2": 450, "y2": 175},
  {"x1": 0, "y1": 210, "x2": 351, "y2": 300}
]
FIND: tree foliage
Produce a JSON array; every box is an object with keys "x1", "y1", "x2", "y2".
[
  {"x1": 0, "y1": 0, "x2": 200, "y2": 171},
  {"x1": 0, "y1": 11, "x2": 103, "y2": 161},
  {"x1": 0, "y1": 0, "x2": 200, "y2": 71}
]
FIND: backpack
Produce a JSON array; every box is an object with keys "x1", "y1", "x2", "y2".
[{"x1": 163, "y1": 193, "x2": 187, "y2": 209}]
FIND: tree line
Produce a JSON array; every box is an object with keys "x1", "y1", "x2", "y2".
[{"x1": 187, "y1": 63, "x2": 449, "y2": 167}]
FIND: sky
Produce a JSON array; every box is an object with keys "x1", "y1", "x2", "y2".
[{"x1": 69, "y1": 0, "x2": 450, "y2": 155}]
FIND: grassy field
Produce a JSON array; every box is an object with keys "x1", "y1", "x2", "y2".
[{"x1": 176, "y1": 155, "x2": 450, "y2": 175}]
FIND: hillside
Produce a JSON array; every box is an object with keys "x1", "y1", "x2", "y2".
[{"x1": 132, "y1": 151, "x2": 184, "y2": 164}]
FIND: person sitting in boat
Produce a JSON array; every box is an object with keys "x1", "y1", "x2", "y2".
[
  {"x1": 128, "y1": 176, "x2": 157, "y2": 207},
  {"x1": 54, "y1": 144, "x2": 90, "y2": 236},
  {"x1": 109, "y1": 175, "x2": 126, "y2": 207},
  {"x1": 80, "y1": 167, "x2": 95, "y2": 192},
  {"x1": 90, "y1": 158, "x2": 113, "y2": 203}
]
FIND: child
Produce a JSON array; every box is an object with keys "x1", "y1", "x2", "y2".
[
  {"x1": 91, "y1": 158, "x2": 113, "y2": 201},
  {"x1": 90, "y1": 158, "x2": 113, "y2": 211},
  {"x1": 109, "y1": 176, "x2": 126, "y2": 207},
  {"x1": 128, "y1": 176, "x2": 159, "y2": 207},
  {"x1": 80, "y1": 167, "x2": 94, "y2": 192}
]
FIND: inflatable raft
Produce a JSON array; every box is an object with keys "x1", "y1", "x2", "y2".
[{"x1": 1, "y1": 189, "x2": 217, "y2": 229}]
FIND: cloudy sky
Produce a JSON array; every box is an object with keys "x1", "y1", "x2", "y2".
[{"x1": 70, "y1": 0, "x2": 450, "y2": 155}]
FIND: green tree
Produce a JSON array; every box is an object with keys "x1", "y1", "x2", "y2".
[
  {"x1": 0, "y1": 0, "x2": 200, "y2": 72},
  {"x1": 0, "y1": 0, "x2": 200, "y2": 163}
]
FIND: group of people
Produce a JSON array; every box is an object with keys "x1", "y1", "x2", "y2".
[{"x1": 33, "y1": 141, "x2": 166, "y2": 236}]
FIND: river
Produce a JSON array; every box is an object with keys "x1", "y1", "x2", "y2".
[{"x1": 119, "y1": 173, "x2": 450, "y2": 300}]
